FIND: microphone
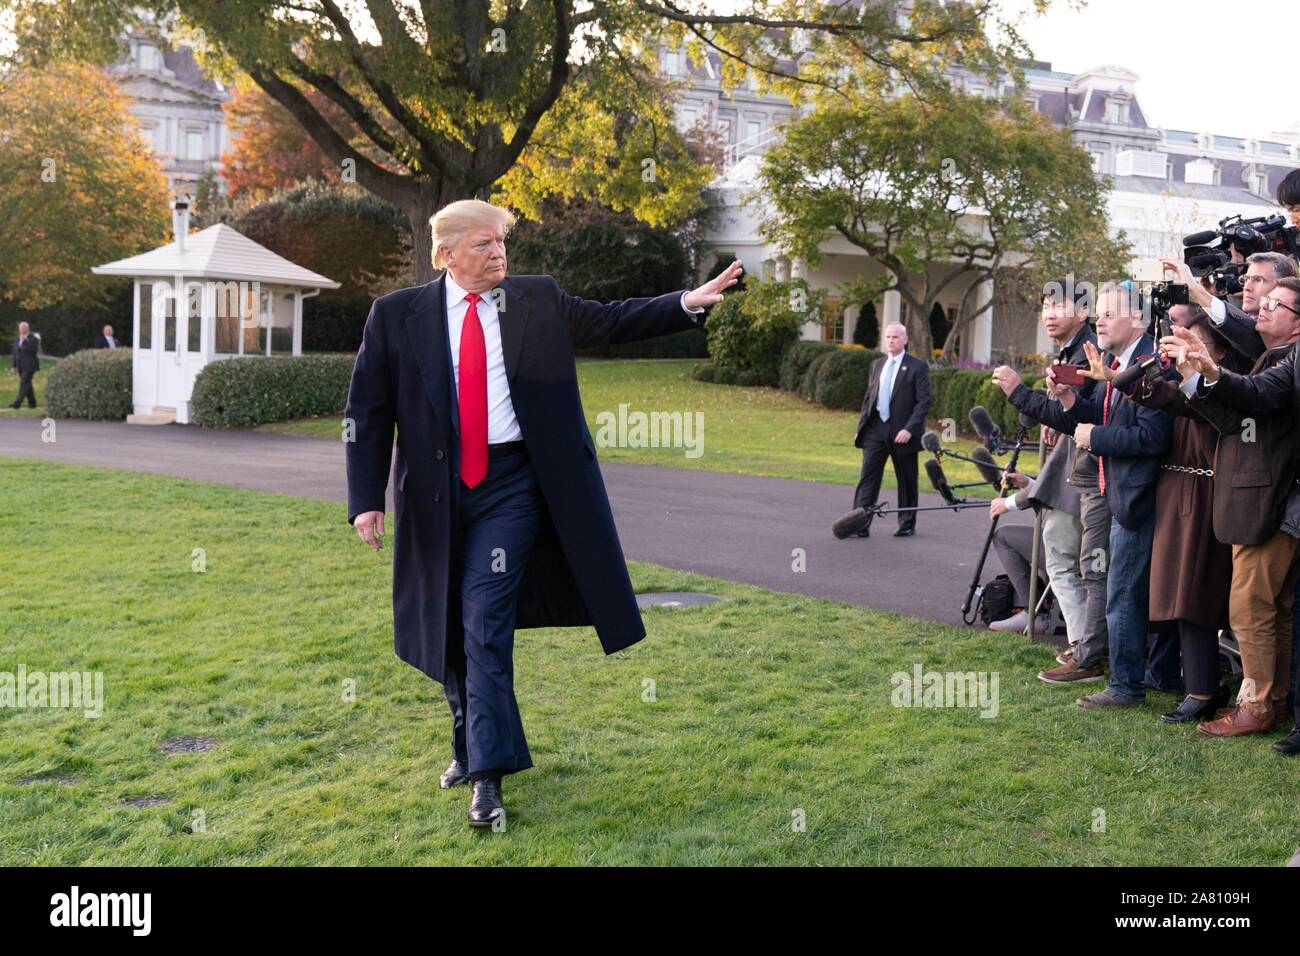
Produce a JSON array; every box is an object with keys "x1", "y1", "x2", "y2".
[
  {"x1": 968, "y1": 405, "x2": 1000, "y2": 451},
  {"x1": 1111, "y1": 356, "x2": 1159, "y2": 392},
  {"x1": 970, "y1": 445, "x2": 1004, "y2": 494},
  {"x1": 925, "y1": 458, "x2": 958, "y2": 505},
  {"x1": 920, "y1": 431, "x2": 944, "y2": 455},
  {"x1": 1017, "y1": 410, "x2": 1038, "y2": 431},
  {"x1": 1182, "y1": 230, "x2": 1219, "y2": 247}
]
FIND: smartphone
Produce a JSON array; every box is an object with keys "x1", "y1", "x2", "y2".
[
  {"x1": 1050, "y1": 363, "x2": 1085, "y2": 387},
  {"x1": 1130, "y1": 257, "x2": 1170, "y2": 283}
]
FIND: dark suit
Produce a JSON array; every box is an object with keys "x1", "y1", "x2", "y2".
[
  {"x1": 94, "y1": 335, "x2": 119, "y2": 349},
  {"x1": 852, "y1": 351, "x2": 931, "y2": 531},
  {"x1": 344, "y1": 272, "x2": 703, "y2": 775},
  {"x1": 9, "y1": 333, "x2": 38, "y2": 408},
  {"x1": 1210, "y1": 299, "x2": 1265, "y2": 364}
]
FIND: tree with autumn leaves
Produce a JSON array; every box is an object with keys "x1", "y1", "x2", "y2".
[
  {"x1": 0, "y1": 61, "x2": 170, "y2": 308},
  {"x1": 1, "y1": 0, "x2": 1042, "y2": 284}
]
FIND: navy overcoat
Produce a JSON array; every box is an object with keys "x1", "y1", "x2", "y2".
[{"x1": 344, "y1": 272, "x2": 702, "y2": 683}]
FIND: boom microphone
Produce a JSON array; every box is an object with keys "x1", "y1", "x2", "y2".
[
  {"x1": 1017, "y1": 410, "x2": 1038, "y2": 431},
  {"x1": 968, "y1": 405, "x2": 1001, "y2": 451},
  {"x1": 970, "y1": 445, "x2": 1004, "y2": 494},
  {"x1": 1182, "y1": 230, "x2": 1219, "y2": 247},
  {"x1": 920, "y1": 430, "x2": 944, "y2": 455},
  {"x1": 925, "y1": 458, "x2": 959, "y2": 506}
]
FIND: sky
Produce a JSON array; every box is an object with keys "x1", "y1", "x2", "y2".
[{"x1": 998, "y1": 0, "x2": 1299, "y2": 140}]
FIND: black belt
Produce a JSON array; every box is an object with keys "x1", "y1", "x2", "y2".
[{"x1": 488, "y1": 440, "x2": 527, "y2": 459}]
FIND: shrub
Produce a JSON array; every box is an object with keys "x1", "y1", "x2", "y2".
[
  {"x1": 605, "y1": 326, "x2": 708, "y2": 359},
  {"x1": 799, "y1": 349, "x2": 835, "y2": 399},
  {"x1": 190, "y1": 354, "x2": 355, "y2": 428},
  {"x1": 45, "y1": 348, "x2": 133, "y2": 420},
  {"x1": 778, "y1": 340, "x2": 837, "y2": 392},
  {"x1": 706, "y1": 277, "x2": 817, "y2": 386},
  {"x1": 814, "y1": 347, "x2": 883, "y2": 410}
]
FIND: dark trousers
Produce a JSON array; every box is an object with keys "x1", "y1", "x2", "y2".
[
  {"x1": 1105, "y1": 510, "x2": 1157, "y2": 701},
  {"x1": 11, "y1": 370, "x2": 36, "y2": 407},
  {"x1": 1145, "y1": 630, "x2": 1184, "y2": 695},
  {"x1": 442, "y1": 450, "x2": 542, "y2": 778},
  {"x1": 1175, "y1": 620, "x2": 1220, "y2": 698},
  {"x1": 853, "y1": 418, "x2": 918, "y2": 531}
]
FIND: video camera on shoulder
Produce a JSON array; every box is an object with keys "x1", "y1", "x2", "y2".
[{"x1": 1182, "y1": 213, "x2": 1300, "y2": 296}]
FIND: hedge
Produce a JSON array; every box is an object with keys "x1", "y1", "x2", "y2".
[
  {"x1": 798, "y1": 349, "x2": 836, "y2": 400},
  {"x1": 44, "y1": 348, "x2": 134, "y2": 420},
  {"x1": 814, "y1": 347, "x2": 884, "y2": 410},
  {"x1": 190, "y1": 354, "x2": 355, "y2": 428},
  {"x1": 778, "y1": 340, "x2": 837, "y2": 392}
]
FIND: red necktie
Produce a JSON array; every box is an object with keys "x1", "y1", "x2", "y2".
[
  {"x1": 458, "y1": 292, "x2": 488, "y2": 488},
  {"x1": 1098, "y1": 358, "x2": 1119, "y2": 493}
]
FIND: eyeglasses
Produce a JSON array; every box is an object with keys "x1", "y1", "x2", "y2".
[
  {"x1": 1241, "y1": 274, "x2": 1270, "y2": 286},
  {"x1": 1260, "y1": 296, "x2": 1300, "y2": 317}
]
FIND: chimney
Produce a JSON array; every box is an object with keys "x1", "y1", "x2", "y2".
[{"x1": 171, "y1": 197, "x2": 190, "y2": 254}]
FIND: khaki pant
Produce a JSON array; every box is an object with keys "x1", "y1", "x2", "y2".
[{"x1": 1229, "y1": 530, "x2": 1300, "y2": 720}]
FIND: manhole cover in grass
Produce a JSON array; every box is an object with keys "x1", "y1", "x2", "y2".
[
  {"x1": 160, "y1": 735, "x2": 217, "y2": 754},
  {"x1": 120, "y1": 796, "x2": 171, "y2": 808},
  {"x1": 16, "y1": 775, "x2": 77, "y2": 787},
  {"x1": 636, "y1": 591, "x2": 725, "y2": 610}
]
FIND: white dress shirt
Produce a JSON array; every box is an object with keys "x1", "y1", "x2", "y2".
[{"x1": 445, "y1": 273, "x2": 522, "y2": 444}]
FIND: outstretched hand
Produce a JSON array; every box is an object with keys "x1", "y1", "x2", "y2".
[
  {"x1": 1162, "y1": 326, "x2": 1220, "y2": 382},
  {"x1": 684, "y1": 260, "x2": 743, "y2": 311},
  {"x1": 1081, "y1": 341, "x2": 1114, "y2": 381}
]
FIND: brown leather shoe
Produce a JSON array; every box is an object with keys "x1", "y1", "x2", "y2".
[
  {"x1": 1054, "y1": 645, "x2": 1075, "y2": 666},
  {"x1": 1196, "y1": 706, "x2": 1276, "y2": 737},
  {"x1": 1037, "y1": 659, "x2": 1105, "y2": 684}
]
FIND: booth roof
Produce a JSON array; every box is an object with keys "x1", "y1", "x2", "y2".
[{"x1": 91, "y1": 223, "x2": 340, "y2": 289}]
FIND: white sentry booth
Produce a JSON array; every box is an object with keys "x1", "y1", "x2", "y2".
[{"x1": 92, "y1": 199, "x2": 339, "y2": 424}]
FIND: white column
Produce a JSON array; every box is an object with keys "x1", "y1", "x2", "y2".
[
  {"x1": 790, "y1": 257, "x2": 820, "y2": 341},
  {"x1": 882, "y1": 287, "x2": 901, "y2": 343},
  {"x1": 293, "y1": 292, "x2": 303, "y2": 355},
  {"x1": 971, "y1": 277, "x2": 993, "y2": 364},
  {"x1": 843, "y1": 304, "x2": 860, "y2": 345}
]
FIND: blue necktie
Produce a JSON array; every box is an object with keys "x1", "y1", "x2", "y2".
[{"x1": 877, "y1": 357, "x2": 897, "y2": 423}]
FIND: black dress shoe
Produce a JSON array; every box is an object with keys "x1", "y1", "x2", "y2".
[
  {"x1": 439, "y1": 758, "x2": 470, "y2": 788},
  {"x1": 468, "y1": 778, "x2": 504, "y2": 827},
  {"x1": 893, "y1": 527, "x2": 915, "y2": 537},
  {"x1": 1273, "y1": 728, "x2": 1300, "y2": 756},
  {"x1": 1160, "y1": 695, "x2": 1221, "y2": 724}
]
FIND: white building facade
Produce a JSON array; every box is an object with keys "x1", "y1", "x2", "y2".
[
  {"x1": 666, "y1": 50, "x2": 1297, "y2": 361},
  {"x1": 111, "y1": 29, "x2": 230, "y2": 197}
]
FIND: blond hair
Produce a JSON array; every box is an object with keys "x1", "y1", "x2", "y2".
[{"x1": 430, "y1": 199, "x2": 518, "y2": 270}]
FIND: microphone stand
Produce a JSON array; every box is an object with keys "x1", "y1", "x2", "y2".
[{"x1": 961, "y1": 423, "x2": 1031, "y2": 625}]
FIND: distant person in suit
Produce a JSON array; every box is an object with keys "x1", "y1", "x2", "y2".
[
  {"x1": 95, "y1": 325, "x2": 119, "y2": 349},
  {"x1": 8, "y1": 321, "x2": 39, "y2": 409},
  {"x1": 849, "y1": 323, "x2": 932, "y2": 538}
]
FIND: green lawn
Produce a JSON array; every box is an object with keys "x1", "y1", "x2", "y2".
[
  {"x1": 0, "y1": 357, "x2": 56, "y2": 417},
  {"x1": 259, "y1": 358, "x2": 1005, "y2": 495},
  {"x1": 2, "y1": 458, "x2": 1296, "y2": 865}
]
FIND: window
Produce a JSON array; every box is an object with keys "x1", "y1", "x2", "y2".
[
  {"x1": 137, "y1": 283, "x2": 153, "y2": 349},
  {"x1": 139, "y1": 125, "x2": 156, "y2": 149},
  {"x1": 663, "y1": 50, "x2": 679, "y2": 75},
  {"x1": 821, "y1": 298, "x2": 843, "y2": 342},
  {"x1": 680, "y1": 107, "x2": 698, "y2": 130},
  {"x1": 744, "y1": 119, "x2": 762, "y2": 143},
  {"x1": 137, "y1": 43, "x2": 161, "y2": 71},
  {"x1": 1090, "y1": 150, "x2": 1104, "y2": 173},
  {"x1": 184, "y1": 129, "x2": 205, "y2": 161},
  {"x1": 716, "y1": 117, "x2": 732, "y2": 143},
  {"x1": 1105, "y1": 97, "x2": 1128, "y2": 125},
  {"x1": 1185, "y1": 158, "x2": 1217, "y2": 185},
  {"x1": 1250, "y1": 170, "x2": 1269, "y2": 195},
  {"x1": 270, "y1": 290, "x2": 294, "y2": 354}
]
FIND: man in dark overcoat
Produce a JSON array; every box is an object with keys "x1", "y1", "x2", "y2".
[{"x1": 345, "y1": 198, "x2": 742, "y2": 826}]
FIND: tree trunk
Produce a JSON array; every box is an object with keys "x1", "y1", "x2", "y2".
[{"x1": 401, "y1": 181, "x2": 480, "y2": 285}]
